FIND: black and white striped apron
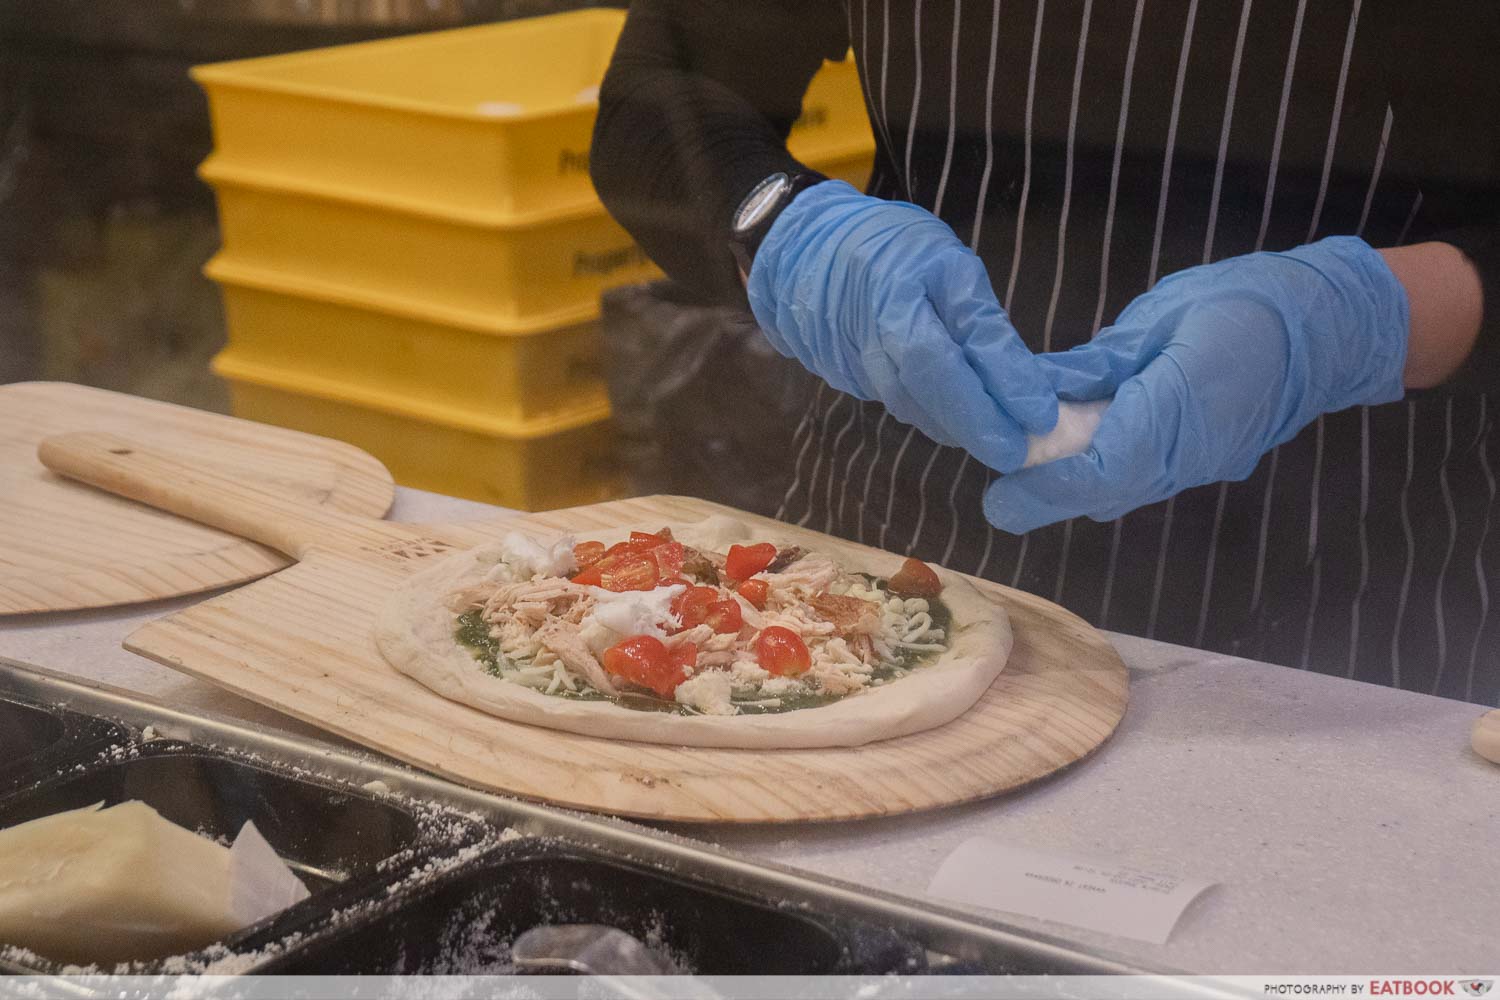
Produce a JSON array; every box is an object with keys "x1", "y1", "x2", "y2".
[{"x1": 777, "y1": 0, "x2": 1500, "y2": 703}]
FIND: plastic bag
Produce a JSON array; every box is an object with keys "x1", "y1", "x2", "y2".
[{"x1": 600, "y1": 281, "x2": 819, "y2": 517}]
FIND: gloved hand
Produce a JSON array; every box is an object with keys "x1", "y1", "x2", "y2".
[
  {"x1": 985, "y1": 236, "x2": 1410, "y2": 533},
  {"x1": 746, "y1": 180, "x2": 1058, "y2": 473}
]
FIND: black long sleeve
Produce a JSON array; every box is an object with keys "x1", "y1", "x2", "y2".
[{"x1": 591, "y1": 0, "x2": 848, "y2": 306}]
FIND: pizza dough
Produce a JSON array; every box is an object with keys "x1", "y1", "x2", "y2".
[
  {"x1": 0, "y1": 801, "x2": 308, "y2": 965},
  {"x1": 376, "y1": 518, "x2": 1011, "y2": 749}
]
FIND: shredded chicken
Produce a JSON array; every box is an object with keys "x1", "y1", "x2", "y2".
[
  {"x1": 761, "y1": 557, "x2": 839, "y2": 599},
  {"x1": 681, "y1": 545, "x2": 722, "y2": 585},
  {"x1": 808, "y1": 593, "x2": 882, "y2": 637},
  {"x1": 535, "y1": 621, "x2": 617, "y2": 695},
  {"x1": 765, "y1": 545, "x2": 805, "y2": 573},
  {"x1": 666, "y1": 624, "x2": 713, "y2": 648}
]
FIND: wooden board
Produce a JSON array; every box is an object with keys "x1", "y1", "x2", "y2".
[
  {"x1": 0, "y1": 382, "x2": 394, "y2": 614},
  {"x1": 41, "y1": 432, "x2": 1128, "y2": 823},
  {"x1": 1475, "y1": 710, "x2": 1500, "y2": 765}
]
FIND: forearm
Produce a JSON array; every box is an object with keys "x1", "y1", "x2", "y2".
[
  {"x1": 591, "y1": 0, "x2": 844, "y2": 304},
  {"x1": 1380, "y1": 242, "x2": 1484, "y2": 389}
]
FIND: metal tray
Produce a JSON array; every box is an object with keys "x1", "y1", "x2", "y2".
[
  {"x1": 0, "y1": 657, "x2": 1190, "y2": 980},
  {"x1": 0, "y1": 692, "x2": 128, "y2": 795}
]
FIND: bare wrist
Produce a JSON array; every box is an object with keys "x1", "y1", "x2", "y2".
[{"x1": 1380, "y1": 242, "x2": 1484, "y2": 389}]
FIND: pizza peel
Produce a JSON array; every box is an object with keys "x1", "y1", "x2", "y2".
[
  {"x1": 38, "y1": 430, "x2": 1128, "y2": 823},
  {"x1": 1, "y1": 382, "x2": 393, "y2": 614}
]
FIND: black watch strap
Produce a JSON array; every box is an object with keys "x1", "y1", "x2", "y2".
[{"x1": 729, "y1": 170, "x2": 827, "y2": 279}]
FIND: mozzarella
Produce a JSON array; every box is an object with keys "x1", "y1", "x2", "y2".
[
  {"x1": 577, "y1": 584, "x2": 685, "y2": 655},
  {"x1": 499, "y1": 531, "x2": 577, "y2": 581},
  {"x1": 1023, "y1": 398, "x2": 1107, "y2": 468}
]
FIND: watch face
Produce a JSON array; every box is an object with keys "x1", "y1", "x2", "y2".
[{"x1": 735, "y1": 173, "x2": 791, "y2": 234}]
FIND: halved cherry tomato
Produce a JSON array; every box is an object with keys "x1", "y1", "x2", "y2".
[
  {"x1": 668, "y1": 641, "x2": 698, "y2": 672},
  {"x1": 736, "y1": 578, "x2": 770, "y2": 610},
  {"x1": 888, "y1": 557, "x2": 942, "y2": 598},
  {"x1": 648, "y1": 541, "x2": 685, "y2": 578},
  {"x1": 572, "y1": 540, "x2": 607, "y2": 571},
  {"x1": 703, "y1": 599, "x2": 743, "y2": 635},
  {"x1": 725, "y1": 542, "x2": 777, "y2": 581},
  {"x1": 569, "y1": 565, "x2": 604, "y2": 587},
  {"x1": 755, "y1": 626, "x2": 811, "y2": 676},
  {"x1": 671, "y1": 585, "x2": 719, "y2": 629},
  {"x1": 598, "y1": 555, "x2": 659, "y2": 592},
  {"x1": 601, "y1": 635, "x2": 686, "y2": 698},
  {"x1": 609, "y1": 530, "x2": 673, "y2": 557}
]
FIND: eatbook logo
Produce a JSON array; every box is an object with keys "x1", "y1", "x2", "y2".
[{"x1": 1460, "y1": 982, "x2": 1493, "y2": 997}]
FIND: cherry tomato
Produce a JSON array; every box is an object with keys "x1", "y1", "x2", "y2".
[
  {"x1": 671, "y1": 585, "x2": 719, "y2": 629},
  {"x1": 755, "y1": 626, "x2": 811, "y2": 676},
  {"x1": 572, "y1": 540, "x2": 606, "y2": 571},
  {"x1": 725, "y1": 542, "x2": 777, "y2": 581},
  {"x1": 609, "y1": 530, "x2": 673, "y2": 557},
  {"x1": 598, "y1": 555, "x2": 659, "y2": 592},
  {"x1": 704, "y1": 599, "x2": 743, "y2": 635},
  {"x1": 601, "y1": 635, "x2": 686, "y2": 698},
  {"x1": 601, "y1": 539, "x2": 644, "y2": 560},
  {"x1": 569, "y1": 565, "x2": 603, "y2": 587},
  {"x1": 888, "y1": 557, "x2": 942, "y2": 598},
  {"x1": 736, "y1": 578, "x2": 770, "y2": 609},
  {"x1": 573, "y1": 546, "x2": 631, "y2": 585},
  {"x1": 648, "y1": 541, "x2": 685, "y2": 578},
  {"x1": 668, "y1": 641, "x2": 698, "y2": 672}
]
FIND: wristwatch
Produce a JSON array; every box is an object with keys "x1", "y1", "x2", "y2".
[{"x1": 728, "y1": 169, "x2": 827, "y2": 281}]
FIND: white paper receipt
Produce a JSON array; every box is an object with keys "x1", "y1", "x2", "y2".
[{"x1": 927, "y1": 838, "x2": 1216, "y2": 945}]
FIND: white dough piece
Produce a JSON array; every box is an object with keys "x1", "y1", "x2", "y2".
[
  {"x1": 1023, "y1": 399, "x2": 1109, "y2": 468},
  {"x1": 0, "y1": 801, "x2": 308, "y2": 966}
]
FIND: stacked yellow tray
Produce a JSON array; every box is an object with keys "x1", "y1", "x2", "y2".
[{"x1": 195, "y1": 8, "x2": 874, "y2": 509}]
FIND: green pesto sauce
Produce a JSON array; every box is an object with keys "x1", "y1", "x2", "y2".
[
  {"x1": 455, "y1": 609, "x2": 610, "y2": 703},
  {"x1": 453, "y1": 587, "x2": 953, "y2": 716}
]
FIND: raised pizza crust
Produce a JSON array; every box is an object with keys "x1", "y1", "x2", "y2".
[{"x1": 375, "y1": 518, "x2": 1011, "y2": 749}]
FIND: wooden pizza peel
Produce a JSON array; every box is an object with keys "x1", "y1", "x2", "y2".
[
  {"x1": 1475, "y1": 710, "x2": 1500, "y2": 765},
  {"x1": 1, "y1": 382, "x2": 393, "y2": 614},
  {"x1": 39, "y1": 430, "x2": 1129, "y2": 823}
]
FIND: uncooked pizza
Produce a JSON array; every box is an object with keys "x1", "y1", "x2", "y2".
[{"x1": 376, "y1": 517, "x2": 1010, "y2": 748}]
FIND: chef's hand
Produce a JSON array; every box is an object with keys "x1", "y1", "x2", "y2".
[
  {"x1": 746, "y1": 180, "x2": 1058, "y2": 474},
  {"x1": 985, "y1": 236, "x2": 1410, "y2": 533}
]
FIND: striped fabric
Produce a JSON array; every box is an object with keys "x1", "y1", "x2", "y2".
[{"x1": 776, "y1": 0, "x2": 1500, "y2": 703}]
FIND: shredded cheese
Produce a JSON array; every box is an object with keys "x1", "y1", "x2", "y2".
[{"x1": 673, "y1": 670, "x2": 736, "y2": 715}]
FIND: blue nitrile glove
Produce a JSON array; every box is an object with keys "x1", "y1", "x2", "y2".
[
  {"x1": 746, "y1": 180, "x2": 1059, "y2": 474},
  {"x1": 985, "y1": 236, "x2": 1410, "y2": 533}
]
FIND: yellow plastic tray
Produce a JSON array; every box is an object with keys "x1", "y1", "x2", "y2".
[
  {"x1": 214, "y1": 351, "x2": 625, "y2": 511},
  {"x1": 193, "y1": 9, "x2": 874, "y2": 220},
  {"x1": 208, "y1": 256, "x2": 607, "y2": 424},
  {"x1": 202, "y1": 147, "x2": 874, "y2": 323},
  {"x1": 203, "y1": 158, "x2": 662, "y2": 324}
]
